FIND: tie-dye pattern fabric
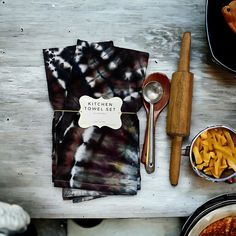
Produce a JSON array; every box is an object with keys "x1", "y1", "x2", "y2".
[{"x1": 43, "y1": 40, "x2": 149, "y2": 202}]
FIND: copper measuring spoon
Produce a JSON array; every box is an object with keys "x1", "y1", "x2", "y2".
[{"x1": 141, "y1": 73, "x2": 170, "y2": 174}]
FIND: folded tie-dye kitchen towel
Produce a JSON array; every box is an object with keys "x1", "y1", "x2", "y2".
[{"x1": 43, "y1": 39, "x2": 149, "y2": 202}]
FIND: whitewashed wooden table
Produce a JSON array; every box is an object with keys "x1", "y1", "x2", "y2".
[{"x1": 0, "y1": 0, "x2": 236, "y2": 218}]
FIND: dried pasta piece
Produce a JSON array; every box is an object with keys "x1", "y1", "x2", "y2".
[
  {"x1": 196, "y1": 162, "x2": 208, "y2": 170},
  {"x1": 222, "y1": 0, "x2": 236, "y2": 34},
  {"x1": 193, "y1": 145, "x2": 203, "y2": 164}
]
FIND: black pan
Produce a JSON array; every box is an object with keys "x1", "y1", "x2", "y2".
[{"x1": 206, "y1": 0, "x2": 236, "y2": 73}]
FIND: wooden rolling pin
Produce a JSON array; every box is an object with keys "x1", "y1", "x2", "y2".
[{"x1": 166, "y1": 32, "x2": 194, "y2": 186}]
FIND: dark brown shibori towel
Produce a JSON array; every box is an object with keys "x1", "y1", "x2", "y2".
[{"x1": 43, "y1": 39, "x2": 149, "y2": 202}]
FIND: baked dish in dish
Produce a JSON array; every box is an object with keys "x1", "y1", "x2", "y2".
[{"x1": 199, "y1": 216, "x2": 236, "y2": 235}]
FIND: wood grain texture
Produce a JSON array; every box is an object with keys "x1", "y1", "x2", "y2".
[{"x1": 0, "y1": 0, "x2": 236, "y2": 218}]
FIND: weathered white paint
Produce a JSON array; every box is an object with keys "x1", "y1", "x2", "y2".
[{"x1": 0, "y1": 0, "x2": 236, "y2": 218}]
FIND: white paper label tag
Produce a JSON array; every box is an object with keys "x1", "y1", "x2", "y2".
[{"x1": 78, "y1": 95, "x2": 123, "y2": 129}]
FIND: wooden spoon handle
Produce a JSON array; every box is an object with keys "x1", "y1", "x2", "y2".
[
  {"x1": 169, "y1": 136, "x2": 183, "y2": 186},
  {"x1": 141, "y1": 121, "x2": 149, "y2": 164}
]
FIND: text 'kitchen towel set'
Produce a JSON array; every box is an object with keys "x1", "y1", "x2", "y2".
[{"x1": 43, "y1": 39, "x2": 149, "y2": 203}]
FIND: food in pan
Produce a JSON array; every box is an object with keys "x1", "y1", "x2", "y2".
[
  {"x1": 199, "y1": 216, "x2": 236, "y2": 236},
  {"x1": 222, "y1": 0, "x2": 236, "y2": 34},
  {"x1": 192, "y1": 128, "x2": 236, "y2": 178}
]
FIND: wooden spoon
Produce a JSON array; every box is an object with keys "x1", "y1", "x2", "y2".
[{"x1": 141, "y1": 73, "x2": 170, "y2": 173}]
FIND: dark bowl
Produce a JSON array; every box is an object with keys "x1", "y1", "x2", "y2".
[{"x1": 206, "y1": 0, "x2": 236, "y2": 73}]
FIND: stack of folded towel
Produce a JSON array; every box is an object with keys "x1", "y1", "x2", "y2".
[{"x1": 43, "y1": 39, "x2": 149, "y2": 202}]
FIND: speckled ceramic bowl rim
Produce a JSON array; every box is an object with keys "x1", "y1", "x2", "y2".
[{"x1": 189, "y1": 125, "x2": 236, "y2": 182}]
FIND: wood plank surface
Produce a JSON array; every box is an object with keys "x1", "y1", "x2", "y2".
[{"x1": 0, "y1": 0, "x2": 236, "y2": 218}]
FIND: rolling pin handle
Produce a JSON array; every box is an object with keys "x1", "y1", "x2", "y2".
[
  {"x1": 169, "y1": 136, "x2": 183, "y2": 186},
  {"x1": 178, "y1": 32, "x2": 191, "y2": 72}
]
